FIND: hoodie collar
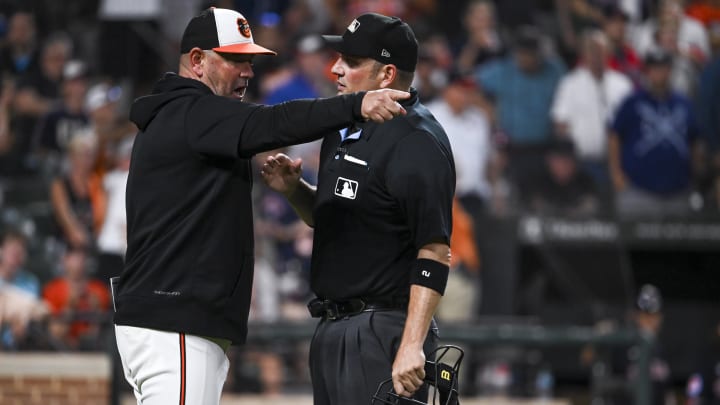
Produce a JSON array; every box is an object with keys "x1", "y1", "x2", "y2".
[{"x1": 130, "y1": 73, "x2": 215, "y2": 131}]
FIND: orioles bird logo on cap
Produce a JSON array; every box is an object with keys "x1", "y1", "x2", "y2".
[{"x1": 237, "y1": 18, "x2": 251, "y2": 38}]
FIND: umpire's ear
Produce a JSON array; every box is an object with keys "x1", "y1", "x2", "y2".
[
  {"x1": 188, "y1": 47, "x2": 206, "y2": 78},
  {"x1": 377, "y1": 63, "x2": 398, "y2": 89}
]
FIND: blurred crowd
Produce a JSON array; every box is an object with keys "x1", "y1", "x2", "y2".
[{"x1": 0, "y1": 0, "x2": 718, "y2": 401}]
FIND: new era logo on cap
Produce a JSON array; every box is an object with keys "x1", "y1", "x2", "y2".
[
  {"x1": 381, "y1": 49, "x2": 391, "y2": 57},
  {"x1": 348, "y1": 19, "x2": 360, "y2": 33},
  {"x1": 180, "y1": 8, "x2": 276, "y2": 55}
]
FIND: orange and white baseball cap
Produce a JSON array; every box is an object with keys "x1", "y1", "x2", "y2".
[{"x1": 180, "y1": 8, "x2": 276, "y2": 55}]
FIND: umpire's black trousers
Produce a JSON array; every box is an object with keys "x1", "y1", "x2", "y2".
[{"x1": 309, "y1": 310, "x2": 438, "y2": 405}]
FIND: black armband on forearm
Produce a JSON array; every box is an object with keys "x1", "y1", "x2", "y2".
[{"x1": 410, "y1": 258, "x2": 450, "y2": 295}]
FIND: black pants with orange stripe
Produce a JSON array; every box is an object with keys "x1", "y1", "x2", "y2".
[{"x1": 309, "y1": 310, "x2": 439, "y2": 405}]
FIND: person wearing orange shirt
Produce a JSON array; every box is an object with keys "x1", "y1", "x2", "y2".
[
  {"x1": 686, "y1": 0, "x2": 720, "y2": 28},
  {"x1": 43, "y1": 247, "x2": 110, "y2": 350},
  {"x1": 437, "y1": 199, "x2": 480, "y2": 322}
]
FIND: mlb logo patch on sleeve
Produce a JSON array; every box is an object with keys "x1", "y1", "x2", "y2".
[{"x1": 335, "y1": 177, "x2": 358, "y2": 200}]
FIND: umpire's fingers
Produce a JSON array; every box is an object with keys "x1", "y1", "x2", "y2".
[
  {"x1": 393, "y1": 379, "x2": 411, "y2": 398},
  {"x1": 393, "y1": 372, "x2": 423, "y2": 397},
  {"x1": 262, "y1": 163, "x2": 275, "y2": 175},
  {"x1": 290, "y1": 157, "x2": 303, "y2": 174},
  {"x1": 407, "y1": 371, "x2": 424, "y2": 391},
  {"x1": 416, "y1": 364, "x2": 426, "y2": 381},
  {"x1": 262, "y1": 159, "x2": 281, "y2": 175},
  {"x1": 274, "y1": 153, "x2": 292, "y2": 165}
]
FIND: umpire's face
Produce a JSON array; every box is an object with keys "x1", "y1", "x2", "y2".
[
  {"x1": 194, "y1": 49, "x2": 255, "y2": 100},
  {"x1": 330, "y1": 54, "x2": 389, "y2": 95}
]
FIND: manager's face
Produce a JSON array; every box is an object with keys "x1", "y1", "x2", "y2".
[{"x1": 201, "y1": 50, "x2": 255, "y2": 100}]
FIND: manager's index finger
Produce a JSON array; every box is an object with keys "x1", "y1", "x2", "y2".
[{"x1": 385, "y1": 89, "x2": 410, "y2": 101}]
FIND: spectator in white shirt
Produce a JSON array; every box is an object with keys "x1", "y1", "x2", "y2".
[
  {"x1": 650, "y1": 19, "x2": 703, "y2": 96},
  {"x1": 427, "y1": 73, "x2": 493, "y2": 208},
  {"x1": 632, "y1": 0, "x2": 710, "y2": 63},
  {"x1": 95, "y1": 135, "x2": 133, "y2": 284},
  {"x1": 552, "y1": 29, "x2": 633, "y2": 185}
]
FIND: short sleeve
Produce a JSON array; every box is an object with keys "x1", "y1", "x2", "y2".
[{"x1": 385, "y1": 132, "x2": 455, "y2": 248}]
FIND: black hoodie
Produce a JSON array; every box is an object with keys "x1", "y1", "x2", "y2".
[{"x1": 114, "y1": 73, "x2": 365, "y2": 344}]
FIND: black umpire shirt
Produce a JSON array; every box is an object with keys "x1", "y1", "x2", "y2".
[
  {"x1": 114, "y1": 73, "x2": 367, "y2": 345},
  {"x1": 311, "y1": 88, "x2": 456, "y2": 301}
]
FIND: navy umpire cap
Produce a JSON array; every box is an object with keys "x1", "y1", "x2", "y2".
[
  {"x1": 322, "y1": 13, "x2": 418, "y2": 72},
  {"x1": 180, "y1": 8, "x2": 276, "y2": 55}
]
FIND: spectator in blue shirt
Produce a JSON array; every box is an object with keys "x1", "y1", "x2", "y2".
[
  {"x1": 475, "y1": 26, "x2": 565, "y2": 191},
  {"x1": 609, "y1": 50, "x2": 701, "y2": 217},
  {"x1": 475, "y1": 26, "x2": 566, "y2": 146},
  {"x1": 263, "y1": 34, "x2": 335, "y2": 104},
  {"x1": 0, "y1": 230, "x2": 39, "y2": 296},
  {"x1": 0, "y1": 229, "x2": 41, "y2": 349}
]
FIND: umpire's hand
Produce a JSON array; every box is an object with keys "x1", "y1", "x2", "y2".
[
  {"x1": 260, "y1": 153, "x2": 302, "y2": 196},
  {"x1": 361, "y1": 89, "x2": 409, "y2": 122},
  {"x1": 392, "y1": 344, "x2": 426, "y2": 397}
]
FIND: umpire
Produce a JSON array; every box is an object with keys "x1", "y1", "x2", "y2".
[
  {"x1": 112, "y1": 8, "x2": 409, "y2": 405},
  {"x1": 262, "y1": 13, "x2": 456, "y2": 404}
]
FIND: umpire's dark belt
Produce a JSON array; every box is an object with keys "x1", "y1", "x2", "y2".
[{"x1": 308, "y1": 297, "x2": 408, "y2": 320}]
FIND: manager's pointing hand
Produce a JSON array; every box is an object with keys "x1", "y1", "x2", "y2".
[{"x1": 361, "y1": 88, "x2": 409, "y2": 122}]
